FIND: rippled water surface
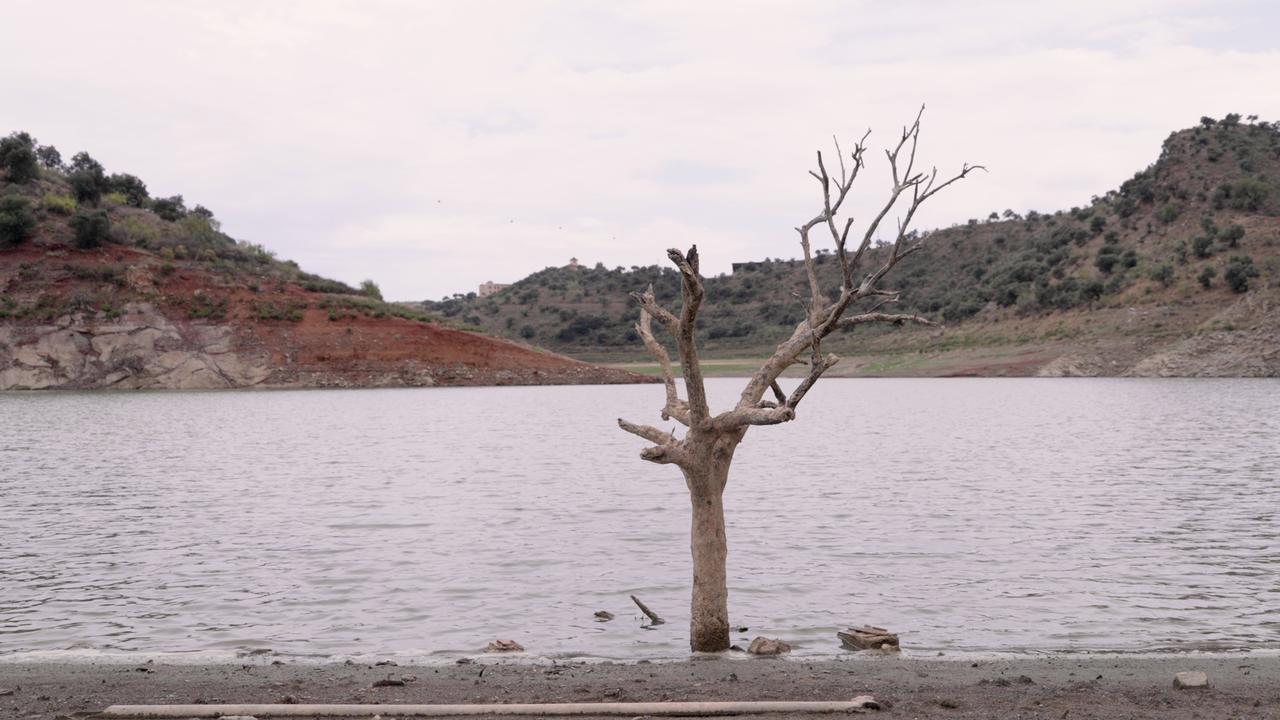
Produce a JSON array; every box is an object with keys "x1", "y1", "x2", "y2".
[{"x1": 2, "y1": 379, "x2": 1278, "y2": 662}]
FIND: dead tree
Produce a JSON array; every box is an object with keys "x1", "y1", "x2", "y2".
[{"x1": 618, "y1": 108, "x2": 982, "y2": 652}]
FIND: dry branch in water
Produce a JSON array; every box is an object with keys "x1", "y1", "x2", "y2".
[
  {"x1": 618, "y1": 106, "x2": 981, "y2": 652},
  {"x1": 630, "y1": 595, "x2": 665, "y2": 626}
]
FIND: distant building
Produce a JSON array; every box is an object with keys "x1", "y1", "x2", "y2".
[
  {"x1": 478, "y1": 281, "x2": 510, "y2": 297},
  {"x1": 568, "y1": 257, "x2": 580, "y2": 269}
]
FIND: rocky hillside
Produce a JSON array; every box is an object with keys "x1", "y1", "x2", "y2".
[
  {"x1": 0, "y1": 133, "x2": 650, "y2": 390},
  {"x1": 424, "y1": 115, "x2": 1280, "y2": 377}
]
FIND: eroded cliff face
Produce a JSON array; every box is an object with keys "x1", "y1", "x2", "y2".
[{"x1": 0, "y1": 303, "x2": 271, "y2": 390}]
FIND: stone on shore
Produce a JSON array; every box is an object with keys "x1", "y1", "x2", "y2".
[
  {"x1": 1174, "y1": 671, "x2": 1209, "y2": 689},
  {"x1": 747, "y1": 636, "x2": 792, "y2": 656}
]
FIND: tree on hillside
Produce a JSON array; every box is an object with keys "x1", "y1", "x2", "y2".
[
  {"x1": 617, "y1": 108, "x2": 982, "y2": 652},
  {"x1": 68, "y1": 152, "x2": 107, "y2": 204},
  {"x1": 35, "y1": 144, "x2": 62, "y2": 170},
  {"x1": 106, "y1": 173, "x2": 150, "y2": 207}
]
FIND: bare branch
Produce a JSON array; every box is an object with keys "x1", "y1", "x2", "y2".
[
  {"x1": 629, "y1": 285, "x2": 678, "y2": 334},
  {"x1": 787, "y1": 352, "x2": 840, "y2": 410},
  {"x1": 618, "y1": 418, "x2": 687, "y2": 466},
  {"x1": 618, "y1": 418, "x2": 676, "y2": 445},
  {"x1": 665, "y1": 246, "x2": 711, "y2": 426},
  {"x1": 738, "y1": 107, "x2": 978, "y2": 411},
  {"x1": 712, "y1": 405, "x2": 795, "y2": 431},
  {"x1": 635, "y1": 309, "x2": 690, "y2": 426},
  {"x1": 837, "y1": 312, "x2": 937, "y2": 330},
  {"x1": 769, "y1": 380, "x2": 787, "y2": 407}
]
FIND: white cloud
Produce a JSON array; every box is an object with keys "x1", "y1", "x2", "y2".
[{"x1": 2, "y1": 1, "x2": 1277, "y2": 299}]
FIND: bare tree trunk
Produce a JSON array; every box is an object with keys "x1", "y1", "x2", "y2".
[{"x1": 686, "y1": 462, "x2": 730, "y2": 652}]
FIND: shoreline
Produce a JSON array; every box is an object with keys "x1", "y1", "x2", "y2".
[{"x1": 3, "y1": 655, "x2": 1277, "y2": 719}]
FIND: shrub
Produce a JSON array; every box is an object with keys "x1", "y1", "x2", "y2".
[
  {"x1": 102, "y1": 191, "x2": 129, "y2": 206},
  {"x1": 360, "y1": 279, "x2": 383, "y2": 300},
  {"x1": 1223, "y1": 256, "x2": 1259, "y2": 293},
  {"x1": 117, "y1": 216, "x2": 159, "y2": 247},
  {"x1": 0, "y1": 132, "x2": 39, "y2": 184},
  {"x1": 1089, "y1": 215, "x2": 1106, "y2": 235},
  {"x1": 1197, "y1": 266, "x2": 1216, "y2": 289},
  {"x1": 106, "y1": 173, "x2": 149, "y2": 207},
  {"x1": 1213, "y1": 178, "x2": 1270, "y2": 211},
  {"x1": 42, "y1": 193, "x2": 77, "y2": 215},
  {"x1": 151, "y1": 195, "x2": 187, "y2": 221},
  {"x1": 1221, "y1": 223, "x2": 1245, "y2": 248},
  {"x1": 1095, "y1": 246, "x2": 1121, "y2": 274},
  {"x1": 1150, "y1": 263, "x2": 1174, "y2": 287},
  {"x1": 519, "y1": 325, "x2": 536, "y2": 339},
  {"x1": 1080, "y1": 279, "x2": 1105, "y2": 303},
  {"x1": 1192, "y1": 235, "x2": 1214, "y2": 258},
  {"x1": 70, "y1": 209, "x2": 111, "y2": 249},
  {"x1": 0, "y1": 195, "x2": 37, "y2": 245},
  {"x1": 1156, "y1": 202, "x2": 1181, "y2": 224},
  {"x1": 1120, "y1": 249, "x2": 1138, "y2": 270},
  {"x1": 179, "y1": 213, "x2": 220, "y2": 245}
]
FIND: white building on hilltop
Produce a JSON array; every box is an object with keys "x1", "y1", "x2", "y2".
[{"x1": 478, "y1": 281, "x2": 510, "y2": 297}]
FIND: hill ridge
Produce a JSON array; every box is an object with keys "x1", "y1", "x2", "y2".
[{"x1": 423, "y1": 114, "x2": 1280, "y2": 377}]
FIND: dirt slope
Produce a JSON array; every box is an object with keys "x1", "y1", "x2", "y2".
[{"x1": 0, "y1": 157, "x2": 651, "y2": 390}]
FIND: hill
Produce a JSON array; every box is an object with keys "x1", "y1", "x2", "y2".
[
  {"x1": 0, "y1": 134, "x2": 650, "y2": 390},
  {"x1": 423, "y1": 114, "x2": 1280, "y2": 377}
]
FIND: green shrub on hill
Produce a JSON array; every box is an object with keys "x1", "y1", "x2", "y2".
[
  {"x1": 70, "y1": 209, "x2": 111, "y2": 249},
  {"x1": 1213, "y1": 178, "x2": 1270, "y2": 211},
  {"x1": 106, "y1": 173, "x2": 149, "y2": 207},
  {"x1": 151, "y1": 195, "x2": 187, "y2": 221},
  {"x1": 1223, "y1": 256, "x2": 1259, "y2": 293},
  {"x1": 43, "y1": 193, "x2": 77, "y2": 215},
  {"x1": 0, "y1": 195, "x2": 37, "y2": 245}
]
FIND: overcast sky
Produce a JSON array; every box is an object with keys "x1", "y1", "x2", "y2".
[{"x1": 4, "y1": 1, "x2": 1278, "y2": 300}]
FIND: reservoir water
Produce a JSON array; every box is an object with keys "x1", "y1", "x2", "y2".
[{"x1": 2, "y1": 379, "x2": 1278, "y2": 662}]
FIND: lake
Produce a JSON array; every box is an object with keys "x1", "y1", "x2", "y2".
[{"x1": 1, "y1": 378, "x2": 1278, "y2": 663}]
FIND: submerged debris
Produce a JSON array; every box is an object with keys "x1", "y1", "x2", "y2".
[
  {"x1": 485, "y1": 639, "x2": 525, "y2": 653},
  {"x1": 838, "y1": 625, "x2": 900, "y2": 652}
]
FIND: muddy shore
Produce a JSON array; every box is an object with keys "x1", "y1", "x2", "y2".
[{"x1": 2, "y1": 655, "x2": 1277, "y2": 719}]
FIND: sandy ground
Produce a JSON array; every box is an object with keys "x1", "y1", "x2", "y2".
[{"x1": 1, "y1": 654, "x2": 1277, "y2": 719}]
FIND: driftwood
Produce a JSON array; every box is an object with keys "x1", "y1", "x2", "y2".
[
  {"x1": 630, "y1": 595, "x2": 665, "y2": 626},
  {"x1": 838, "y1": 626, "x2": 900, "y2": 651},
  {"x1": 101, "y1": 697, "x2": 882, "y2": 717}
]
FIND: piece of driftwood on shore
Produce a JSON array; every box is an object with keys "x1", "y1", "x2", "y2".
[
  {"x1": 630, "y1": 595, "x2": 665, "y2": 626},
  {"x1": 838, "y1": 626, "x2": 899, "y2": 651}
]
